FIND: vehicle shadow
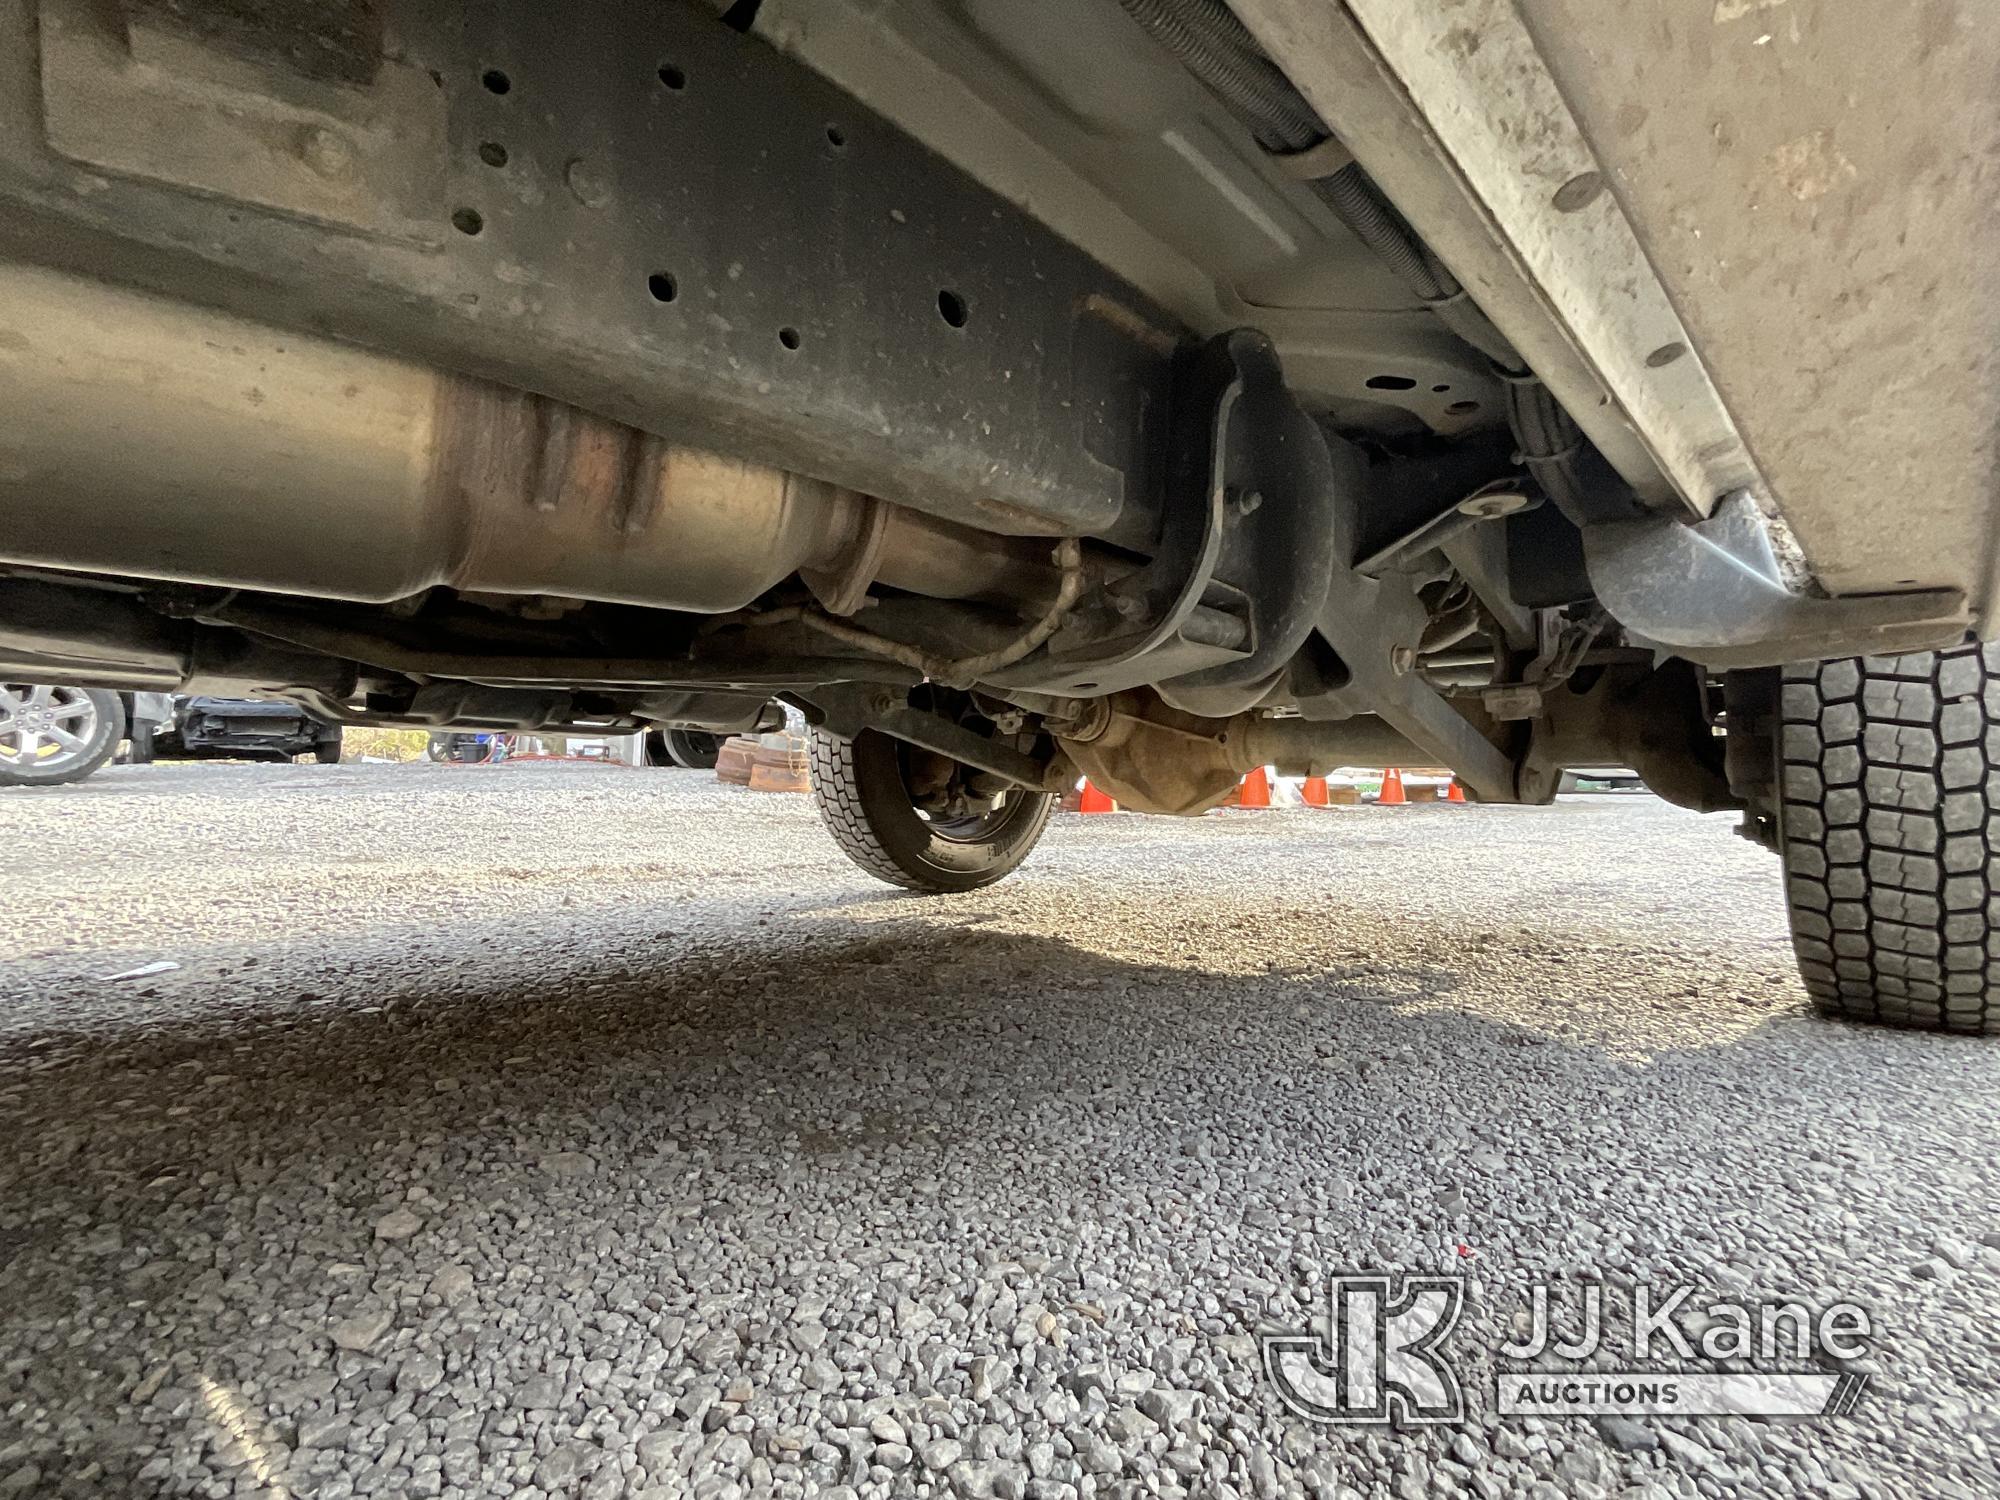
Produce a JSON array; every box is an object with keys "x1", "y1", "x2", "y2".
[{"x1": 2, "y1": 917, "x2": 1991, "y2": 1497}]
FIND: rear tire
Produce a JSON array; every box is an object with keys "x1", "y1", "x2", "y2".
[
  {"x1": 1778, "y1": 643, "x2": 2000, "y2": 1035},
  {"x1": 809, "y1": 727, "x2": 1054, "y2": 892},
  {"x1": 314, "y1": 730, "x2": 343, "y2": 764}
]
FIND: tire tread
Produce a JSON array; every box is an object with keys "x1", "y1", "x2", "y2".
[
  {"x1": 807, "y1": 728, "x2": 1054, "y2": 893},
  {"x1": 1780, "y1": 642, "x2": 1999, "y2": 1034},
  {"x1": 807, "y1": 731, "x2": 932, "y2": 891}
]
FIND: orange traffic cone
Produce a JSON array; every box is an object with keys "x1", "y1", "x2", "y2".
[
  {"x1": 1377, "y1": 767, "x2": 1406, "y2": 806},
  {"x1": 1078, "y1": 779, "x2": 1117, "y2": 814},
  {"x1": 1446, "y1": 779, "x2": 1466, "y2": 803},
  {"x1": 1301, "y1": 775, "x2": 1330, "y2": 807},
  {"x1": 1238, "y1": 767, "x2": 1273, "y2": 808}
]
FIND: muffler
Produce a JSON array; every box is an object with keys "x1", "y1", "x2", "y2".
[{"x1": 0, "y1": 262, "x2": 1057, "y2": 615}]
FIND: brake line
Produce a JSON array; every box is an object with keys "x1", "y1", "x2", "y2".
[{"x1": 797, "y1": 539, "x2": 1086, "y2": 689}]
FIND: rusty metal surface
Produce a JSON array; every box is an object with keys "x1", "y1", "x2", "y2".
[
  {"x1": 39, "y1": 0, "x2": 444, "y2": 240},
  {"x1": 0, "y1": 260, "x2": 885, "y2": 614},
  {"x1": 0, "y1": 0, "x2": 1181, "y2": 546},
  {"x1": 1515, "y1": 0, "x2": 2000, "y2": 628},
  {"x1": 1057, "y1": 696, "x2": 1254, "y2": 814},
  {"x1": 0, "y1": 259, "x2": 1090, "y2": 623}
]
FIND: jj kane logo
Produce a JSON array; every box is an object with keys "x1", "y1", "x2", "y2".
[
  {"x1": 1263, "y1": 1274, "x2": 1870, "y2": 1427},
  {"x1": 1262, "y1": 1274, "x2": 1468, "y2": 1425}
]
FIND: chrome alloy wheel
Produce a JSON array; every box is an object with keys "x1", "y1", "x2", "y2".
[{"x1": 0, "y1": 683, "x2": 102, "y2": 772}]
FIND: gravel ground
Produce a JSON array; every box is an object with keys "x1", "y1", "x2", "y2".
[{"x1": 3, "y1": 761, "x2": 1997, "y2": 1500}]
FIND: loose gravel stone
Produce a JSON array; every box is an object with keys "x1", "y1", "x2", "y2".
[
  {"x1": 1595, "y1": 1415, "x2": 1659, "y2": 1454},
  {"x1": 295, "y1": 1409, "x2": 351, "y2": 1449},
  {"x1": 373, "y1": 1205, "x2": 423, "y2": 1240},
  {"x1": 398, "y1": 1353, "x2": 445, "y2": 1394},
  {"x1": 327, "y1": 1304, "x2": 393, "y2": 1352},
  {"x1": 1140, "y1": 1387, "x2": 1201, "y2": 1429},
  {"x1": 635, "y1": 1428, "x2": 691, "y2": 1471},
  {"x1": 2, "y1": 764, "x2": 1994, "y2": 1500},
  {"x1": 517, "y1": 1373, "x2": 563, "y2": 1410},
  {"x1": 535, "y1": 1442, "x2": 595, "y2": 1489}
]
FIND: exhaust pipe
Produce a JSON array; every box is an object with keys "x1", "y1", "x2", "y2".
[{"x1": 0, "y1": 263, "x2": 1058, "y2": 614}]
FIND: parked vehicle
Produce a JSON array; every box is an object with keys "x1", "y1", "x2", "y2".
[
  {"x1": 1556, "y1": 769, "x2": 1647, "y2": 795},
  {"x1": 1, "y1": 684, "x2": 122, "y2": 787},
  {"x1": 152, "y1": 696, "x2": 344, "y2": 764},
  {"x1": 0, "y1": 687, "x2": 341, "y2": 785},
  {"x1": 0, "y1": 687, "x2": 170, "y2": 788},
  {"x1": 0, "y1": 2, "x2": 1993, "y2": 1030},
  {"x1": 426, "y1": 731, "x2": 515, "y2": 764}
]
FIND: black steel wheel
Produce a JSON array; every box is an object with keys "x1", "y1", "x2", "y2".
[{"x1": 809, "y1": 726, "x2": 1054, "y2": 892}]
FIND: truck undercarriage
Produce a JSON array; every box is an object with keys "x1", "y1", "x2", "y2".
[{"x1": 3, "y1": 1, "x2": 1997, "y2": 1029}]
